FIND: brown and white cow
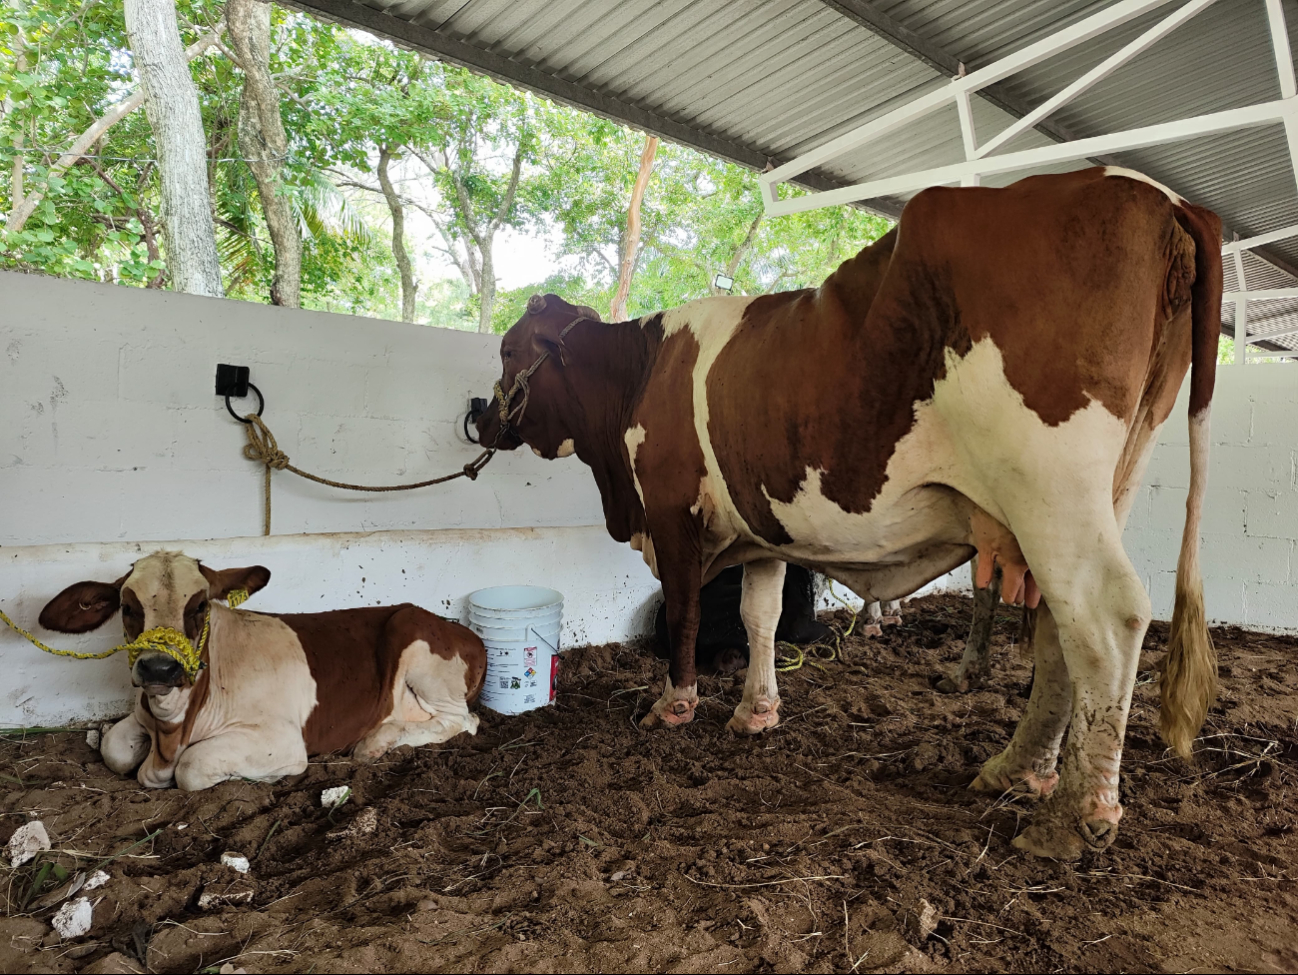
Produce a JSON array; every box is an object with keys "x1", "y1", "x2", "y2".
[
  {"x1": 38, "y1": 551, "x2": 486, "y2": 790},
  {"x1": 477, "y1": 167, "x2": 1222, "y2": 859}
]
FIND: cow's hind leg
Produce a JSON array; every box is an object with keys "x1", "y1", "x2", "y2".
[
  {"x1": 937, "y1": 559, "x2": 1002, "y2": 694},
  {"x1": 972, "y1": 603, "x2": 1068, "y2": 797},
  {"x1": 728, "y1": 559, "x2": 785, "y2": 735},
  {"x1": 1007, "y1": 523, "x2": 1149, "y2": 859},
  {"x1": 355, "y1": 652, "x2": 481, "y2": 761}
]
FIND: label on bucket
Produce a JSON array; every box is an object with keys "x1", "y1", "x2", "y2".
[{"x1": 481, "y1": 642, "x2": 556, "y2": 715}]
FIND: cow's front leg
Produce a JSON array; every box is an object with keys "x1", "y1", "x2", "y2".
[
  {"x1": 728, "y1": 559, "x2": 785, "y2": 735},
  {"x1": 173, "y1": 727, "x2": 307, "y2": 791},
  {"x1": 640, "y1": 529, "x2": 702, "y2": 730},
  {"x1": 101, "y1": 709, "x2": 151, "y2": 775}
]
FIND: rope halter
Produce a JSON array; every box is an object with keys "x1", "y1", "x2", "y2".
[
  {"x1": 490, "y1": 315, "x2": 589, "y2": 446},
  {"x1": 1, "y1": 588, "x2": 250, "y2": 685}
]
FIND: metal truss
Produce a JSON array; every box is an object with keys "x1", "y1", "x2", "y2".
[{"x1": 761, "y1": 0, "x2": 1298, "y2": 363}]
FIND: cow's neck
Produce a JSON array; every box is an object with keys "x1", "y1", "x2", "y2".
[
  {"x1": 564, "y1": 319, "x2": 662, "y2": 543},
  {"x1": 818, "y1": 226, "x2": 898, "y2": 320}
]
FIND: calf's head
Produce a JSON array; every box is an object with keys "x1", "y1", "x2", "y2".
[
  {"x1": 39, "y1": 551, "x2": 269, "y2": 705},
  {"x1": 475, "y1": 292, "x2": 601, "y2": 458}
]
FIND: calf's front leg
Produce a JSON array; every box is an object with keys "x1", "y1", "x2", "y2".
[
  {"x1": 101, "y1": 709, "x2": 151, "y2": 775},
  {"x1": 173, "y1": 726, "x2": 308, "y2": 791}
]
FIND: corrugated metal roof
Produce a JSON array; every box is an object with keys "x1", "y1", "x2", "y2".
[{"x1": 287, "y1": 0, "x2": 1298, "y2": 351}]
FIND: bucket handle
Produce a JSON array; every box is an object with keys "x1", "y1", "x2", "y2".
[{"x1": 528, "y1": 625, "x2": 560, "y2": 655}]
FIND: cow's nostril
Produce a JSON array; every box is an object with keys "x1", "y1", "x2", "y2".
[{"x1": 134, "y1": 653, "x2": 184, "y2": 686}]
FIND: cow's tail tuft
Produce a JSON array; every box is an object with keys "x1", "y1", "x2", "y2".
[{"x1": 1160, "y1": 203, "x2": 1222, "y2": 759}]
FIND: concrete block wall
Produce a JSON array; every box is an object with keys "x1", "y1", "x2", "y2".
[
  {"x1": 1, "y1": 272, "x2": 662, "y2": 726},
  {"x1": 2, "y1": 271, "x2": 1296, "y2": 725},
  {"x1": 2, "y1": 272, "x2": 607, "y2": 544},
  {"x1": 1123, "y1": 363, "x2": 1298, "y2": 630}
]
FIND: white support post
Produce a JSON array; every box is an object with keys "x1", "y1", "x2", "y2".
[
  {"x1": 1233, "y1": 248, "x2": 1248, "y2": 364},
  {"x1": 955, "y1": 89, "x2": 980, "y2": 186}
]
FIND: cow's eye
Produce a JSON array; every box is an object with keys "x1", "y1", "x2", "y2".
[
  {"x1": 502, "y1": 349, "x2": 513, "y2": 360},
  {"x1": 122, "y1": 605, "x2": 135, "y2": 617}
]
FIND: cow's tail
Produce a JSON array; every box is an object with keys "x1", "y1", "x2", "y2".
[{"x1": 1160, "y1": 203, "x2": 1222, "y2": 759}]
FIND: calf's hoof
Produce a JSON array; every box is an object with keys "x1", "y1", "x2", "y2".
[
  {"x1": 861, "y1": 623, "x2": 883, "y2": 638},
  {"x1": 353, "y1": 727, "x2": 398, "y2": 761},
  {"x1": 726, "y1": 698, "x2": 780, "y2": 735}
]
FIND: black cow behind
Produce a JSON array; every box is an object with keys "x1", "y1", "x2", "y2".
[{"x1": 652, "y1": 564, "x2": 831, "y2": 674}]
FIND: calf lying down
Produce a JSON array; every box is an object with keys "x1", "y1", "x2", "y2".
[{"x1": 38, "y1": 551, "x2": 486, "y2": 790}]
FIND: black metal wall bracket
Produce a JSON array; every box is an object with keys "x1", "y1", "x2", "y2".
[{"x1": 216, "y1": 364, "x2": 264, "y2": 424}]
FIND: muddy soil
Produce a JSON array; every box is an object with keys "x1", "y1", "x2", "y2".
[{"x1": 1, "y1": 593, "x2": 1296, "y2": 975}]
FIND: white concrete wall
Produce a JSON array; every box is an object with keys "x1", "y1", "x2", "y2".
[
  {"x1": 1, "y1": 529, "x2": 660, "y2": 728},
  {"x1": 2, "y1": 271, "x2": 607, "y2": 543},
  {"x1": 1, "y1": 272, "x2": 660, "y2": 727},
  {"x1": 3, "y1": 271, "x2": 1296, "y2": 726},
  {"x1": 1124, "y1": 363, "x2": 1298, "y2": 631}
]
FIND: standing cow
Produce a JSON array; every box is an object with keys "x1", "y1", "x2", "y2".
[{"x1": 476, "y1": 168, "x2": 1220, "y2": 859}]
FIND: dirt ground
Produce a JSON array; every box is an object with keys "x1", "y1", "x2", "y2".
[{"x1": 1, "y1": 593, "x2": 1296, "y2": 975}]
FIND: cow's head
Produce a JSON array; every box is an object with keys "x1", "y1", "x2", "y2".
[
  {"x1": 39, "y1": 551, "x2": 269, "y2": 710},
  {"x1": 475, "y1": 293, "x2": 601, "y2": 458}
]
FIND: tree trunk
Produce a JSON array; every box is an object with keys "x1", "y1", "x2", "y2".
[
  {"x1": 478, "y1": 237, "x2": 496, "y2": 333},
  {"x1": 124, "y1": 0, "x2": 223, "y2": 297},
  {"x1": 377, "y1": 146, "x2": 417, "y2": 322},
  {"x1": 710, "y1": 211, "x2": 764, "y2": 296},
  {"x1": 610, "y1": 134, "x2": 657, "y2": 321},
  {"x1": 4, "y1": 21, "x2": 223, "y2": 237},
  {"x1": 228, "y1": 0, "x2": 300, "y2": 307}
]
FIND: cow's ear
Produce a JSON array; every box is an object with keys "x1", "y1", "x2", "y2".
[
  {"x1": 199, "y1": 564, "x2": 271, "y2": 601},
  {"x1": 39, "y1": 576, "x2": 127, "y2": 633}
]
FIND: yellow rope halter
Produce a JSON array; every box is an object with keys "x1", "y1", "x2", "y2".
[{"x1": 0, "y1": 588, "x2": 250, "y2": 684}]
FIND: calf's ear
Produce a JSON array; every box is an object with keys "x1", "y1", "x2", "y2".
[
  {"x1": 199, "y1": 564, "x2": 271, "y2": 601},
  {"x1": 39, "y1": 576, "x2": 127, "y2": 633}
]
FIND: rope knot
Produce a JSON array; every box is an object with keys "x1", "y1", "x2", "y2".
[{"x1": 243, "y1": 415, "x2": 290, "y2": 470}]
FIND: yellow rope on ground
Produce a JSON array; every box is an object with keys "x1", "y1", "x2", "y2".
[
  {"x1": 775, "y1": 581, "x2": 860, "y2": 673},
  {"x1": 1, "y1": 589, "x2": 251, "y2": 682},
  {"x1": 240, "y1": 414, "x2": 495, "y2": 536}
]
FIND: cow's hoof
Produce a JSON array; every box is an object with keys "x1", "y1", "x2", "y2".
[
  {"x1": 878, "y1": 615, "x2": 902, "y2": 626},
  {"x1": 1011, "y1": 821, "x2": 1087, "y2": 860},
  {"x1": 971, "y1": 755, "x2": 1059, "y2": 798},
  {"x1": 861, "y1": 623, "x2": 883, "y2": 637},
  {"x1": 639, "y1": 698, "x2": 696, "y2": 729},
  {"x1": 1012, "y1": 797, "x2": 1121, "y2": 859},
  {"x1": 934, "y1": 674, "x2": 967, "y2": 694},
  {"x1": 726, "y1": 698, "x2": 780, "y2": 735}
]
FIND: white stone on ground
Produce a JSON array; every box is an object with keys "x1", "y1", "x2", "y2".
[
  {"x1": 51, "y1": 897, "x2": 93, "y2": 939},
  {"x1": 219, "y1": 852, "x2": 250, "y2": 873},
  {"x1": 8, "y1": 821, "x2": 50, "y2": 868}
]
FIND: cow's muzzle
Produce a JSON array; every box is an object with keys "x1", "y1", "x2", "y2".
[
  {"x1": 132, "y1": 651, "x2": 186, "y2": 690},
  {"x1": 474, "y1": 396, "x2": 523, "y2": 450}
]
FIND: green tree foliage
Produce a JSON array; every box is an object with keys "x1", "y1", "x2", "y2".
[{"x1": 2, "y1": 1, "x2": 893, "y2": 332}]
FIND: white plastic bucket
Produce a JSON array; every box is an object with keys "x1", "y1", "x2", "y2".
[{"x1": 468, "y1": 586, "x2": 564, "y2": 715}]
